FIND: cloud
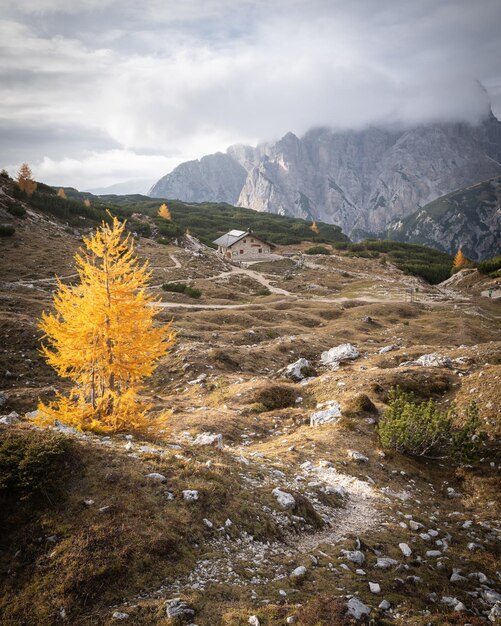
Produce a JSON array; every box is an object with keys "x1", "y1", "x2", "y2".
[{"x1": 0, "y1": 0, "x2": 500, "y2": 189}]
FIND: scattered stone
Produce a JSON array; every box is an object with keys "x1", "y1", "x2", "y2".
[
  {"x1": 272, "y1": 488, "x2": 296, "y2": 509},
  {"x1": 346, "y1": 597, "x2": 370, "y2": 620},
  {"x1": 310, "y1": 401, "x2": 341, "y2": 426},
  {"x1": 356, "y1": 569, "x2": 366, "y2": 575},
  {"x1": 290, "y1": 566, "x2": 307, "y2": 578},
  {"x1": 467, "y1": 542, "x2": 483, "y2": 551},
  {"x1": 488, "y1": 602, "x2": 501, "y2": 623},
  {"x1": 146, "y1": 473, "x2": 167, "y2": 483},
  {"x1": 369, "y1": 582, "x2": 381, "y2": 593},
  {"x1": 0, "y1": 411, "x2": 19, "y2": 425},
  {"x1": 348, "y1": 450, "x2": 369, "y2": 462},
  {"x1": 284, "y1": 358, "x2": 312, "y2": 381},
  {"x1": 203, "y1": 518, "x2": 213, "y2": 529},
  {"x1": 341, "y1": 550, "x2": 365, "y2": 566},
  {"x1": 420, "y1": 533, "x2": 431, "y2": 541},
  {"x1": 450, "y1": 568, "x2": 466, "y2": 583},
  {"x1": 0, "y1": 392, "x2": 7, "y2": 407},
  {"x1": 112, "y1": 611, "x2": 129, "y2": 620},
  {"x1": 320, "y1": 343, "x2": 360, "y2": 369},
  {"x1": 426, "y1": 550, "x2": 442, "y2": 558},
  {"x1": 379, "y1": 345, "x2": 397, "y2": 354},
  {"x1": 182, "y1": 490, "x2": 199, "y2": 502},
  {"x1": 409, "y1": 520, "x2": 423, "y2": 531},
  {"x1": 248, "y1": 616, "x2": 260, "y2": 626},
  {"x1": 416, "y1": 353, "x2": 452, "y2": 368},
  {"x1": 399, "y1": 543, "x2": 412, "y2": 557},
  {"x1": 286, "y1": 617, "x2": 297, "y2": 625},
  {"x1": 375, "y1": 557, "x2": 398, "y2": 569},
  {"x1": 192, "y1": 432, "x2": 223, "y2": 449},
  {"x1": 379, "y1": 600, "x2": 391, "y2": 610},
  {"x1": 483, "y1": 589, "x2": 501, "y2": 606},
  {"x1": 165, "y1": 598, "x2": 195, "y2": 619}
]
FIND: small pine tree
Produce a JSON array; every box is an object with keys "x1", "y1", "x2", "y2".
[
  {"x1": 37, "y1": 216, "x2": 176, "y2": 433},
  {"x1": 16, "y1": 163, "x2": 37, "y2": 197},
  {"x1": 57, "y1": 188, "x2": 67, "y2": 199},
  {"x1": 453, "y1": 248, "x2": 468, "y2": 270},
  {"x1": 83, "y1": 199, "x2": 91, "y2": 207},
  {"x1": 158, "y1": 203, "x2": 172, "y2": 221},
  {"x1": 310, "y1": 221, "x2": 319, "y2": 234}
]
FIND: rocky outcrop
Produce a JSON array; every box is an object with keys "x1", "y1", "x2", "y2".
[
  {"x1": 386, "y1": 175, "x2": 501, "y2": 260},
  {"x1": 149, "y1": 112, "x2": 501, "y2": 238}
]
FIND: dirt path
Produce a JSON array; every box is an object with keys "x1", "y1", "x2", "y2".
[{"x1": 203, "y1": 265, "x2": 291, "y2": 295}]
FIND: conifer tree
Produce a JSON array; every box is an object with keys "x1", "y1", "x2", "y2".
[
  {"x1": 310, "y1": 221, "x2": 319, "y2": 234},
  {"x1": 16, "y1": 163, "x2": 37, "y2": 197},
  {"x1": 57, "y1": 188, "x2": 67, "y2": 199},
  {"x1": 83, "y1": 199, "x2": 91, "y2": 207},
  {"x1": 158, "y1": 203, "x2": 172, "y2": 220},
  {"x1": 38, "y1": 216, "x2": 176, "y2": 432},
  {"x1": 453, "y1": 248, "x2": 468, "y2": 270}
]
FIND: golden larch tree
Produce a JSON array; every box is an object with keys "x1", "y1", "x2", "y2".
[
  {"x1": 16, "y1": 163, "x2": 37, "y2": 197},
  {"x1": 158, "y1": 203, "x2": 172, "y2": 220},
  {"x1": 83, "y1": 199, "x2": 91, "y2": 207},
  {"x1": 57, "y1": 188, "x2": 67, "y2": 199},
  {"x1": 38, "y1": 216, "x2": 176, "y2": 433},
  {"x1": 453, "y1": 248, "x2": 468, "y2": 270},
  {"x1": 310, "y1": 221, "x2": 319, "y2": 234}
]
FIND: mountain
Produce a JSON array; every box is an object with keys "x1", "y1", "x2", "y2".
[
  {"x1": 149, "y1": 112, "x2": 501, "y2": 237},
  {"x1": 149, "y1": 152, "x2": 247, "y2": 203},
  {"x1": 86, "y1": 179, "x2": 154, "y2": 195},
  {"x1": 386, "y1": 176, "x2": 501, "y2": 260}
]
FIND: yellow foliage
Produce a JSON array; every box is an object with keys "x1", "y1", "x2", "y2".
[
  {"x1": 38, "y1": 216, "x2": 176, "y2": 433},
  {"x1": 83, "y1": 199, "x2": 91, "y2": 207},
  {"x1": 57, "y1": 188, "x2": 67, "y2": 199},
  {"x1": 453, "y1": 248, "x2": 468, "y2": 269},
  {"x1": 158, "y1": 203, "x2": 171, "y2": 221},
  {"x1": 16, "y1": 163, "x2": 37, "y2": 197},
  {"x1": 310, "y1": 221, "x2": 319, "y2": 234}
]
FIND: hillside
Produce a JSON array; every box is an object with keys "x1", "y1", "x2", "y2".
[
  {"x1": 386, "y1": 176, "x2": 501, "y2": 260},
  {"x1": 150, "y1": 112, "x2": 501, "y2": 238},
  {"x1": 1, "y1": 176, "x2": 501, "y2": 625}
]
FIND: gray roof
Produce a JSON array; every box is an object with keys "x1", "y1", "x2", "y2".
[{"x1": 212, "y1": 229, "x2": 249, "y2": 248}]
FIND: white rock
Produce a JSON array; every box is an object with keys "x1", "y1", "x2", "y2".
[
  {"x1": 419, "y1": 533, "x2": 431, "y2": 541},
  {"x1": 182, "y1": 490, "x2": 199, "y2": 501},
  {"x1": 409, "y1": 520, "x2": 423, "y2": 531},
  {"x1": 146, "y1": 473, "x2": 167, "y2": 482},
  {"x1": 483, "y1": 589, "x2": 501, "y2": 606},
  {"x1": 165, "y1": 598, "x2": 195, "y2": 618},
  {"x1": 346, "y1": 597, "x2": 370, "y2": 620},
  {"x1": 290, "y1": 566, "x2": 307, "y2": 578},
  {"x1": 321, "y1": 343, "x2": 359, "y2": 368},
  {"x1": 369, "y1": 582, "x2": 381, "y2": 593},
  {"x1": 248, "y1": 616, "x2": 260, "y2": 626},
  {"x1": 0, "y1": 411, "x2": 20, "y2": 425},
  {"x1": 272, "y1": 488, "x2": 296, "y2": 509},
  {"x1": 286, "y1": 617, "x2": 297, "y2": 625},
  {"x1": 192, "y1": 432, "x2": 223, "y2": 449},
  {"x1": 341, "y1": 550, "x2": 365, "y2": 566},
  {"x1": 379, "y1": 345, "x2": 397, "y2": 354},
  {"x1": 426, "y1": 550, "x2": 442, "y2": 558},
  {"x1": 310, "y1": 401, "x2": 341, "y2": 426},
  {"x1": 203, "y1": 518, "x2": 213, "y2": 528},
  {"x1": 379, "y1": 600, "x2": 391, "y2": 610},
  {"x1": 416, "y1": 353, "x2": 452, "y2": 368},
  {"x1": 356, "y1": 569, "x2": 366, "y2": 575},
  {"x1": 375, "y1": 557, "x2": 398, "y2": 569},
  {"x1": 467, "y1": 542, "x2": 483, "y2": 551},
  {"x1": 399, "y1": 543, "x2": 412, "y2": 557},
  {"x1": 454, "y1": 602, "x2": 467, "y2": 612},
  {"x1": 488, "y1": 602, "x2": 501, "y2": 622},
  {"x1": 112, "y1": 612, "x2": 129, "y2": 620},
  {"x1": 284, "y1": 358, "x2": 311, "y2": 381},
  {"x1": 450, "y1": 568, "x2": 466, "y2": 582},
  {"x1": 348, "y1": 450, "x2": 369, "y2": 462}
]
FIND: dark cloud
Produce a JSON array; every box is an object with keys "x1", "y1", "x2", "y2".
[{"x1": 0, "y1": 0, "x2": 500, "y2": 188}]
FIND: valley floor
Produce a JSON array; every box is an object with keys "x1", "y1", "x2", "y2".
[{"x1": 0, "y1": 212, "x2": 500, "y2": 625}]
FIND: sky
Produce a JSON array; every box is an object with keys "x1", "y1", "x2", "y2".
[{"x1": 1, "y1": 0, "x2": 501, "y2": 191}]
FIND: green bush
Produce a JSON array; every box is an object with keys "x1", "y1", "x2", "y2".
[
  {"x1": 0, "y1": 169, "x2": 10, "y2": 178},
  {"x1": 6, "y1": 202, "x2": 26, "y2": 218},
  {"x1": 478, "y1": 256, "x2": 501, "y2": 275},
  {"x1": 378, "y1": 387, "x2": 482, "y2": 460},
  {"x1": 0, "y1": 429, "x2": 70, "y2": 502},
  {"x1": 305, "y1": 245, "x2": 331, "y2": 255},
  {"x1": 162, "y1": 282, "x2": 201, "y2": 298},
  {"x1": 0, "y1": 224, "x2": 15, "y2": 236},
  {"x1": 253, "y1": 384, "x2": 298, "y2": 410}
]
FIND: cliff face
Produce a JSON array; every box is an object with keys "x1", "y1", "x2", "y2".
[
  {"x1": 387, "y1": 176, "x2": 501, "y2": 260},
  {"x1": 149, "y1": 113, "x2": 501, "y2": 238},
  {"x1": 149, "y1": 152, "x2": 247, "y2": 204}
]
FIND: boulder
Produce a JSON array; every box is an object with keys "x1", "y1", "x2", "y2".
[
  {"x1": 348, "y1": 450, "x2": 369, "y2": 462},
  {"x1": 416, "y1": 353, "x2": 452, "y2": 367},
  {"x1": 112, "y1": 612, "x2": 130, "y2": 620},
  {"x1": 346, "y1": 597, "x2": 370, "y2": 620},
  {"x1": 0, "y1": 411, "x2": 20, "y2": 425},
  {"x1": 248, "y1": 617, "x2": 260, "y2": 626},
  {"x1": 310, "y1": 401, "x2": 341, "y2": 426},
  {"x1": 375, "y1": 557, "x2": 398, "y2": 569},
  {"x1": 379, "y1": 600, "x2": 391, "y2": 610},
  {"x1": 399, "y1": 543, "x2": 412, "y2": 557},
  {"x1": 192, "y1": 432, "x2": 223, "y2": 449},
  {"x1": 290, "y1": 566, "x2": 307, "y2": 578},
  {"x1": 146, "y1": 473, "x2": 167, "y2": 483},
  {"x1": 369, "y1": 582, "x2": 381, "y2": 593},
  {"x1": 320, "y1": 343, "x2": 360, "y2": 369},
  {"x1": 341, "y1": 550, "x2": 365, "y2": 566},
  {"x1": 379, "y1": 345, "x2": 397, "y2": 354},
  {"x1": 182, "y1": 490, "x2": 199, "y2": 501},
  {"x1": 488, "y1": 602, "x2": 501, "y2": 623},
  {"x1": 165, "y1": 598, "x2": 195, "y2": 619},
  {"x1": 284, "y1": 358, "x2": 313, "y2": 381},
  {"x1": 272, "y1": 488, "x2": 296, "y2": 509}
]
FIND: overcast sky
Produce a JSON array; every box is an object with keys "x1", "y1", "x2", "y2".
[{"x1": 1, "y1": 0, "x2": 501, "y2": 190}]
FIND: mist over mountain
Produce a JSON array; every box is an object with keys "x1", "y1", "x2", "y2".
[{"x1": 150, "y1": 111, "x2": 501, "y2": 247}]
